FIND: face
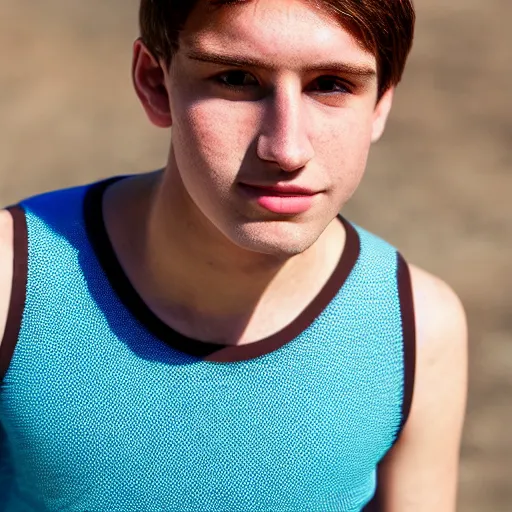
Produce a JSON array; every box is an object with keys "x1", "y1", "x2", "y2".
[{"x1": 134, "y1": 0, "x2": 394, "y2": 257}]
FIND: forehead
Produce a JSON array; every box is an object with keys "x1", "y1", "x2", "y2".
[{"x1": 179, "y1": 0, "x2": 376, "y2": 72}]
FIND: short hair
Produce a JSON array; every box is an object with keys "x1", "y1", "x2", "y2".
[{"x1": 139, "y1": 0, "x2": 415, "y2": 99}]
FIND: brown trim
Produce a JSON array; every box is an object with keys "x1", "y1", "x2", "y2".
[
  {"x1": 362, "y1": 492, "x2": 381, "y2": 512},
  {"x1": 396, "y1": 252, "x2": 416, "y2": 435},
  {"x1": 206, "y1": 217, "x2": 360, "y2": 362},
  {"x1": 83, "y1": 178, "x2": 224, "y2": 359},
  {"x1": 83, "y1": 177, "x2": 361, "y2": 363},
  {"x1": 358, "y1": 252, "x2": 417, "y2": 512},
  {"x1": 0, "y1": 205, "x2": 28, "y2": 381}
]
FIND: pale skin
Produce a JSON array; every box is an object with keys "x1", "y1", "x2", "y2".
[{"x1": 0, "y1": 0, "x2": 467, "y2": 510}]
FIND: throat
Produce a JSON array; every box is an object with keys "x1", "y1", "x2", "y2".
[{"x1": 139, "y1": 217, "x2": 346, "y2": 346}]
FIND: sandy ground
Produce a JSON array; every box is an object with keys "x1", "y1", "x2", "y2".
[{"x1": 1, "y1": 1, "x2": 511, "y2": 510}]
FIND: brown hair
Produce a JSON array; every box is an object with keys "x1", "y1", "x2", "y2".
[{"x1": 139, "y1": 0, "x2": 415, "y2": 98}]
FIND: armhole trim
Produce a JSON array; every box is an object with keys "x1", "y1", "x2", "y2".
[
  {"x1": 362, "y1": 253, "x2": 416, "y2": 512},
  {"x1": 0, "y1": 205, "x2": 28, "y2": 381},
  {"x1": 396, "y1": 251, "x2": 416, "y2": 436}
]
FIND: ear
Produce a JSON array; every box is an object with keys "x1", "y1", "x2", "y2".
[
  {"x1": 371, "y1": 87, "x2": 395, "y2": 143},
  {"x1": 132, "y1": 39, "x2": 172, "y2": 128}
]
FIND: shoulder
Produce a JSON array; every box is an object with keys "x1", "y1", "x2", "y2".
[
  {"x1": 406, "y1": 262, "x2": 468, "y2": 413},
  {"x1": 407, "y1": 262, "x2": 468, "y2": 371},
  {"x1": 0, "y1": 209, "x2": 14, "y2": 348},
  {"x1": 405, "y1": 261, "x2": 468, "y2": 448}
]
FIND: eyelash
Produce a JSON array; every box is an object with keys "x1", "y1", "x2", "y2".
[
  {"x1": 212, "y1": 71, "x2": 353, "y2": 94},
  {"x1": 213, "y1": 71, "x2": 258, "y2": 90}
]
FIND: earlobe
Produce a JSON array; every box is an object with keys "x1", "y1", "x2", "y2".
[
  {"x1": 132, "y1": 39, "x2": 173, "y2": 128},
  {"x1": 371, "y1": 87, "x2": 395, "y2": 143}
]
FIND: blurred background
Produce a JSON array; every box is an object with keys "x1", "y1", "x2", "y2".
[{"x1": 0, "y1": 0, "x2": 510, "y2": 509}]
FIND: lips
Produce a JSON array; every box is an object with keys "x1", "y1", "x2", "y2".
[
  {"x1": 238, "y1": 183, "x2": 320, "y2": 215},
  {"x1": 242, "y1": 183, "x2": 319, "y2": 196}
]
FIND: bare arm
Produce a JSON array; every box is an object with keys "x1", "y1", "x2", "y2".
[
  {"x1": 0, "y1": 209, "x2": 14, "y2": 348},
  {"x1": 376, "y1": 263, "x2": 468, "y2": 511}
]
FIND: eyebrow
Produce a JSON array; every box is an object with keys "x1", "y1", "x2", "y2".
[{"x1": 185, "y1": 49, "x2": 377, "y2": 78}]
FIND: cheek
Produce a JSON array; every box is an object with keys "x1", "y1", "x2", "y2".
[
  {"x1": 173, "y1": 99, "x2": 259, "y2": 179},
  {"x1": 314, "y1": 110, "x2": 374, "y2": 189}
]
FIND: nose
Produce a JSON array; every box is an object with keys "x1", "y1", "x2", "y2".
[{"x1": 256, "y1": 85, "x2": 314, "y2": 172}]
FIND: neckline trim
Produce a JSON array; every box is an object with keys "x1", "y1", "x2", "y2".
[{"x1": 83, "y1": 177, "x2": 360, "y2": 362}]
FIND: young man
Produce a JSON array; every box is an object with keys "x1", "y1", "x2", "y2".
[{"x1": 0, "y1": 0, "x2": 467, "y2": 510}]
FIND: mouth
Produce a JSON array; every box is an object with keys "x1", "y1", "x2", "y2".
[{"x1": 238, "y1": 183, "x2": 321, "y2": 215}]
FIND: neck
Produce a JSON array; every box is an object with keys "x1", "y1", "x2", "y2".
[{"x1": 104, "y1": 169, "x2": 344, "y2": 345}]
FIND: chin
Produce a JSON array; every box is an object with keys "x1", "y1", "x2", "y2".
[{"x1": 228, "y1": 220, "x2": 322, "y2": 258}]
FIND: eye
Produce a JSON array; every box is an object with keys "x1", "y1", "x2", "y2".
[
  {"x1": 308, "y1": 76, "x2": 351, "y2": 94},
  {"x1": 214, "y1": 70, "x2": 259, "y2": 88}
]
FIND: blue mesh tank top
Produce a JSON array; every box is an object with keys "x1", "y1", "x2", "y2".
[{"x1": 0, "y1": 176, "x2": 415, "y2": 512}]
